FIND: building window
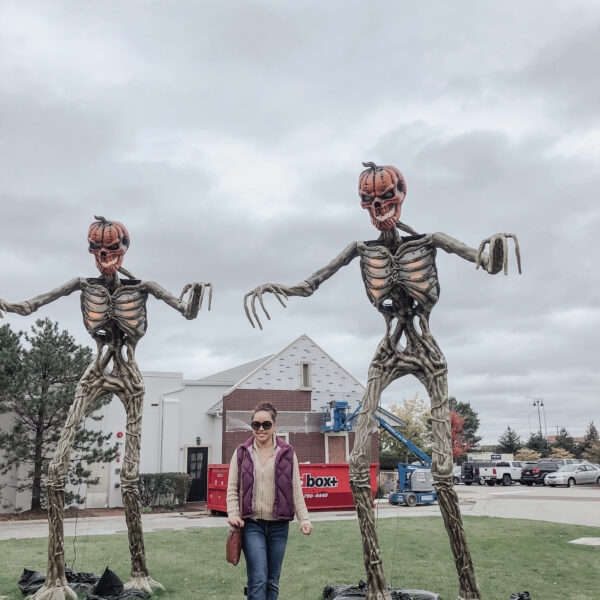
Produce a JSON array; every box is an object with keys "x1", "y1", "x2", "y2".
[{"x1": 300, "y1": 362, "x2": 311, "y2": 388}]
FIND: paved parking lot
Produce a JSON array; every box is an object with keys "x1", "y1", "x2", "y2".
[
  {"x1": 0, "y1": 483, "x2": 598, "y2": 541},
  {"x1": 454, "y1": 482, "x2": 600, "y2": 527}
]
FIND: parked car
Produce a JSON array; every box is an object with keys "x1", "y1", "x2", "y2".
[
  {"x1": 453, "y1": 466, "x2": 461, "y2": 485},
  {"x1": 520, "y1": 460, "x2": 559, "y2": 486},
  {"x1": 545, "y1": 463, "x2": 600, "y2": 487},
  {"x1": 479, "y1": 461, "x2": 522, "y2": 486},
  {"x1": 461, "y1": 461, "x2": 496, "y2": 485}
]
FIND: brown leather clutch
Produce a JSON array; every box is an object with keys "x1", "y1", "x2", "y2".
[{"x1": 226, "y1": 526, "x2": 243, "y2": 565}]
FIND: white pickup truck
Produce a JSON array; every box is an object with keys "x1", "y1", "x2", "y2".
[{"x1": 479, "y1": 461, "x2": 522, "y2": 486}]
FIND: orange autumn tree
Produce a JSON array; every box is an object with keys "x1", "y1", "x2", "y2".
[{"x1": 451, "y1": 410, "x2": 472, "y2": 459}]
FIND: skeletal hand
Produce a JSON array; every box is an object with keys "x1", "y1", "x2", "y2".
[
  {"x1": 475, "y1": 233, "x2": 522, "y2": 275},
  {"x1": 178, "y1": 282, "x2": 212, "y2": 319},
  {"x1": 244, "y1": 283, "x2": 291, "y2": 330}
]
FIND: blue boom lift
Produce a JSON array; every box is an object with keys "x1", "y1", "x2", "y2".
[{"x1": 321, "y1": 400, "x2": 437, "y2": 507}]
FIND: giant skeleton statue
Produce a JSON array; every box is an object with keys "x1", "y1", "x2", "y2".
[
  {"x1": 244, "y1": 163, "x2": 521, "y2": 600},
  {"x1": 0, "y1": 217, "x2": 212, "y2": 600}
]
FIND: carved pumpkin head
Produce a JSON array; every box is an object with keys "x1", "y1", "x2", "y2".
[
  {"x1": 88, "y1": 216, "x2": 130, "y2": 275},
  {"x1": 358, "y1": 162, "x2": 406, "y2": 231}
]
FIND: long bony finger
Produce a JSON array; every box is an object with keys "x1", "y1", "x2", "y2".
[
  {"x1": 197, "y1": 284, "x2": 206, "y2": 311},
  {"x1": 251, "y1": 293, "x2": 264, "y2": 330},
  {"x1": 272, "y1": 287, "x2": 288, "y2": 308},
  {"x1": 243, "y1": 293, "x2": 256, "y2": 328},
  {"x1": 178, "y1": 283, "x2": 191, "y2": 303},
  {"x1": 511, "y1": 234, "x2": 522, "y2": 274}
]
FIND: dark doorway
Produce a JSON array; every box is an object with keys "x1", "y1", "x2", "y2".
[{"x1": 187, "y1": 447, "x2": 208, "y2": 502}]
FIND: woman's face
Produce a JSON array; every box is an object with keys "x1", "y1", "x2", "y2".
[{"x1": 251, "y1": 410, "x2": 275, "y2": 444}]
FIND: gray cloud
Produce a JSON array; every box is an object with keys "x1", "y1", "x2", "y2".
[{"x1": 1, "y1": 0, "x2": 598, "y2": 444}]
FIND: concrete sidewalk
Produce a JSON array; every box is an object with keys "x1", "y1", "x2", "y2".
[
  {"x1": 2, "y1": 484, "x2": 599, "y2": 541},
  {"x1": 0, "y1": 500, "x2": 450, "y2": 541}
]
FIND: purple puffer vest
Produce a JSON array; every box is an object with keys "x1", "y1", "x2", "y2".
[{"x1": 236, "y1": 436, "x2": 295, "y2": 521}]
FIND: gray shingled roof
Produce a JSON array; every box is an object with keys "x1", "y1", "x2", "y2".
[{"x1": 199, "y1": 355, "x2": 273, "y2": 384}]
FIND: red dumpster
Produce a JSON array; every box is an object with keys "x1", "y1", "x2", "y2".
[{"x1": 207, "y1": 463, "x2": 378, "y2": 513}]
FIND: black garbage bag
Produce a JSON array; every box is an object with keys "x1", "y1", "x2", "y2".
[
  {"x1": 18, "y1": 567, "x2": 101, "y2": 595},
  {"x1": 18, "y1": 567, "x2": 102, "y2": 595},
  {"x1": 510, "y1": 594, "x2": 531, "y2": 600},
  {"x1": 322, "y1": 580, "x2": 440, "y2": 600},
  {"x1": 18, "y1": 569, "x2": 46, "y2": 595},
  {"x1": 92, "y1": 568, "x2": 124, "y2": 596},
  {"x1": 66, "y1": 568, "x2": 102, "y2": 592},
  {"x1": 85, "y1": 568, "x2": 150, "y2": 599},
  {"x1": 86, "y1": 590, "x2": 150, "y2": 600},
  {"x1": 17, "y1": 566, "x2": 148, "y2": 599}
]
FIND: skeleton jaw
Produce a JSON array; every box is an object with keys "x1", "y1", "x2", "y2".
[
  {"x1": 369, "y1": 202, "x2": 401, "y2": 231},
  {"x1": 95, "y1": 254, "x2": 123, "y2": 275},
  {"x1": 375, "y1": 206, "x2": 397, "y2": 222}
]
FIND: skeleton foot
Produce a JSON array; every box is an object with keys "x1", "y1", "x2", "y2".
[
  {"x1": 123, "y1": 576, "x2": 165, "y2": 595},
  {"x1": 28, "y1": 584, "x2": 78, "y2": 600}
]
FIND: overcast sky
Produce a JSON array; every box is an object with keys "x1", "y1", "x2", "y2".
[{"x1": 1, "y1": 1, "x2": 599, "y2": 444}]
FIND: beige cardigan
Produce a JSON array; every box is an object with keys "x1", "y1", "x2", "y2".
[{"x1": 226, "y1": 438, "x2": 311, "y2": 527}]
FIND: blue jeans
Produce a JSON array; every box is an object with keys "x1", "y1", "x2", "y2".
[{"x1": 242, "y1": 519, "x2": 289, "y2": 600}]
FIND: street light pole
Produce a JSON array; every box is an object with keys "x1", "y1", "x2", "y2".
[
  {"x1": 532, "y1": 399, "x2": 543, "y2": 437},
  {"x1": 541, "y1": 402, "x2": 548, "y2": 439}
]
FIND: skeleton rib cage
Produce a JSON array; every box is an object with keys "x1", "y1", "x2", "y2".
[
  {"x1": 80, "y1": 278, "x2": 148, "y2": 344},
  {"x1": 358, "y1": 234, "x2": 440, "y2": 317}
]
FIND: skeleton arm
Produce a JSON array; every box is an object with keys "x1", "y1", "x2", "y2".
[
  {"x1": 0, "y1": 278, "x2": 82, "y2": 318},
  {"x1": 144, "y1": 281, "x2": 212, "y2": 320},
  {"x1": 244, "y1": 242, "x2": 359, "y2": 329},
  {"x1": 431, "y1": 232, "x2": 522, "y2": 275}
]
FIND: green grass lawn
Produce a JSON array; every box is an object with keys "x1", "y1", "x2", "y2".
[{"x1": 1, "y1": 516, "x2": 599, "y2": 599}]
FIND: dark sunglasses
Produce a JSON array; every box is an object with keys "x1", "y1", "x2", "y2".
[{"x1": 251, "y1": 420, "x2": 273, "y2": 431}]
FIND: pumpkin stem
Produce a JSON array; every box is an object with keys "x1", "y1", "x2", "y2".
[
  {"x1": 361, "y1": 161, "x2": 379, "y2": 171},
  {"x1": 93, "y1": 215, "x2": 108, "y2": 224}
]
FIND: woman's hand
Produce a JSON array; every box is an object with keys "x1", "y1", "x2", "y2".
[
  {"x1": 301, "y1": 523, "x2": 313, "y2": 535},
  {"x1": 227, "y1": 516, "x2": 244, "y2": 528}
]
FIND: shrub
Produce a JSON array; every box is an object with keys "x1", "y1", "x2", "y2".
[
  {"x1": 138, "y1": 472, "x2": 192, "y2": 507},
  {"x1": 515, "y1": 448, "x2": 541, "y2": 461},
  {"x1": 379, "y1": 451, "x2": 403, "y2": 471}
]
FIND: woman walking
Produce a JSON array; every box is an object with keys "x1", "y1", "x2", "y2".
[{"x1": 227, "y1": 401, "x2": 313, "y2": 600}]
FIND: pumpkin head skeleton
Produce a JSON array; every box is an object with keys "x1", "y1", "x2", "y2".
[
  {"x1": 359, "y1": 162, "x2": 406, "y2": 231},
  {"x1": 88, "y1": 215, "x2": 130, "y2": 275}
]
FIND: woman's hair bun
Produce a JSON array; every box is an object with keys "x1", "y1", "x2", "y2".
[{"x1": 253, "y1": 402, "x2": 277, "y2": 421}]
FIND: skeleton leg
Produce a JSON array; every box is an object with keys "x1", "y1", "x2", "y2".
[
  {"x1": 420, "y1": 354, "x2": 481, "y2": 600},
  {"x1": 30, "y1": 363, "x2": 103, "y2": 600},
  {"x1": 348, "y1": 338, "x2": 402, "y2": 600},
  {"x1": 115, "y1": 358, "x2": 164, "y2": 594}
]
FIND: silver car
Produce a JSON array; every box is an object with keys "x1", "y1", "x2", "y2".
[{"x1": 545, "y1": 463, "x2": 600, "y2": 487}]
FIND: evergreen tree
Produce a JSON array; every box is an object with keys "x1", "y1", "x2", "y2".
[
  {"x1": 581, "y1": 421, "x2": 599, "y2": 456},
  {"x1": 583, "y1": 441, "x2": 600, "y2": 463},
  {"x1": 448, "y1": 397, "x2": 481, "y2": 446},
  {"x1": 0, "y1": 319, "x2": 117, "y2": 510},
  {"x1": 553, "y1": 427, "x2": 578, "y2": 457},
  {"x1": 526, "y1": 432, "x2": 549, "y2": 457},
  {"x1": 496, "y1": 426, "x2": 522, "y2": 454}
]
